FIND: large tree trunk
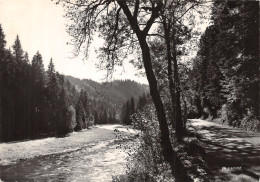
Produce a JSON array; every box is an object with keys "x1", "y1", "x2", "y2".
[
  {"x1": 0, "y1": 70, "x2": 2, "y2": 141},
  {"x1": 138, "y1": 35, "x2": 172, "y2": 157},
  {"x1": 138, "y1": 35, "x2": 189, "y2": 180},
  {"x1": 258, "y1": 4, "x2": 260, "y2": 119},
  {"x1": 116, "y1": 2, "x2": 188, "y2": 179}
]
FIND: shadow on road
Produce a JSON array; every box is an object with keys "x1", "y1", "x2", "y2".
[{"x1": 188, "y1": 119, "x2": 260, "y2": 182}]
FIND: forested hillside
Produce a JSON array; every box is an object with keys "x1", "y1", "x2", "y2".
[
  {"x1": 66, "y1": 76, "x2": 149, "y2": 111},
  {"x1": 186, "y1": 1, "x2": 259, "y2": 131},
  {"x1": 66, "y1": 76, "x2": 149, "y2": 126}
]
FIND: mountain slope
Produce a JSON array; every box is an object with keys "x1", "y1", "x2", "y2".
[{"x1": 65, "y1": 76, "x2": 149, "y2": 110}]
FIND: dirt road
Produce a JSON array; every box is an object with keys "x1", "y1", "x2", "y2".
[{"x1": 188, "y1": 119, "x2": 260, "y2": 182}]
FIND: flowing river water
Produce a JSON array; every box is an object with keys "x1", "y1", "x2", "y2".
[{"x1": 0, "y1": 125, "x2": 136, "y2": 182}]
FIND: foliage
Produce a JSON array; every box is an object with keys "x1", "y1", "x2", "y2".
[{"x1": 189, "y1": 1, "x2": 259, "y2": 130}]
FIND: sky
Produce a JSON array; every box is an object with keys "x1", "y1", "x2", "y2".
[{"x1": 0, "y1": 0, "x2": 148, "y2": 83}]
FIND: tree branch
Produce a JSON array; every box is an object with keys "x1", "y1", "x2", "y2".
[
  {"x1": 117, "y1": 0, "x2": 141, "y2": 34},
  {"x1": 133, "y1": 0, "x2": 139, "y2": 21},
  {"x1": 173, "y1": 1, "x2": 201, "y2": 24},
  {"x1": 108, "y1": 7, "x2": 121, "y2": 50},
  {"x1": 143, "y1": 1, "x2": 163, "y2": 36}
]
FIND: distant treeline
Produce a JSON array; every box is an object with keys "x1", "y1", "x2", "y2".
[
  {"x1": 120, "y1": 93, "x2": 149, "y2": 125},
  {"x1": 0, "y1": 26, "x2": 120, "y2": 142}
]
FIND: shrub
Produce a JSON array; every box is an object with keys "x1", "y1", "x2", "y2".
[{"x1": 113, "y1": 104, "x2": 174, "y2": 182}]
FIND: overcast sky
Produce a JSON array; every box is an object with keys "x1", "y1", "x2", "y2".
[{"x1": 0, "y1": 0, "x2": 148, "y2": 83}]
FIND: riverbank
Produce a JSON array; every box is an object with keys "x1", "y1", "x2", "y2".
[{"x1": 0, "y1": 125, "x2": 136, "y2": 166}]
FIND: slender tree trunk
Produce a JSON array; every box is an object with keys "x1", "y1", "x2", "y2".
[
  {"x1": 164, "y1": 21, "x2": 184, "y2": 139},
  {"x1": 172, "y1": 30, "x2": 184, "y2": 139},
  {"x1": 163, "y1": 21, "x2": 176, "y2": 131},
  {"x1": 182, "y1": 93, "x2": 188, "y2": 126}
]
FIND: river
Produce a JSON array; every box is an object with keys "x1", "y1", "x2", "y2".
[{"x1": 0, "y1": 125, "x2": 136, "y2": 182}]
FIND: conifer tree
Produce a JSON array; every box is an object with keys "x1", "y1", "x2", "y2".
[
  {"x1": 31, "y1": 51, "x2": 45, "y2": 137},
  {"x1": 94, "y1": 110, "x2": 98, "y2": 124},
  {"x1": 75, "y1": 90, "x2": 85, "y2": 130},
  {"x1": 130, "y1": 97, "x2": 135, "y2": 115},
  {"x1": 12, "y1": 35, "x2": 29, "y2": 139},
  {"x1": 0, "y1": 24, "x2": 6, "y2": 141}
]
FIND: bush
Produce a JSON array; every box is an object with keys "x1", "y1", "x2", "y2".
[
  {"x1": 240, "y1": 112, "x2": 260, "y2": 131},
  {"x1": 113, "y1": 104, "x2": 174, "y2": 182}
]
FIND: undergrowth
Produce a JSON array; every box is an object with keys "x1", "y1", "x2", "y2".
[
  {"x1": 113, "y1": 104, "x2": 210, "y2": 182},
  {"x1": 113, "y1": 105, "x2": 174, "y2": 182}
]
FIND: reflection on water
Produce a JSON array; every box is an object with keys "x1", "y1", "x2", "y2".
[{"x1": 0, "y1": 140, "x2": 128, "y2": 182}]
